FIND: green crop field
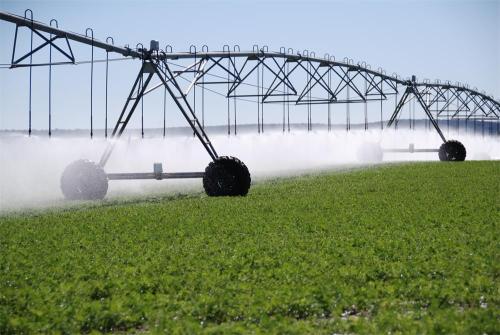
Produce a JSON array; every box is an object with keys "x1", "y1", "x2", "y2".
[{"x1": 0, "y1": 161, "x2": 498, "y2": 334}]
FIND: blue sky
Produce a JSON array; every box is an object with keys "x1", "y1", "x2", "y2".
[{"x1": 0, "y1": 0, "x2": 499, "y2": 132}]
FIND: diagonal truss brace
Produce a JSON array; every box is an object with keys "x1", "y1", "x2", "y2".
[{"x1": 10, "y1": 22, "x2": 75, "y2": 67}]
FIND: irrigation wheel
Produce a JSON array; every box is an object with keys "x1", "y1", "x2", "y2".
[
  {"x1": 438, "y1": 140, "x2": 466, "y2": 161},
  {"x1": 60, "y1": 159, "x2": 108, "y2": 200},
  {"x1": 203, "y1": 156, "x2": 251, "y2": 196}
]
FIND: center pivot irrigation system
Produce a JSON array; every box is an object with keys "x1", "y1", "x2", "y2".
[{"x1": 1, "y1": 10, "x2": 500, "y2": 200}]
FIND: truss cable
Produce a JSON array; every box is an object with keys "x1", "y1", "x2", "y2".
[
  {"x1": 85, "y1": 28, "x2": 94, "y2": 138},
  {"x1": 76, "y1": 57, "x2": 131, "y2": 65},
  {"x1": 177, "y1": 74, "x2": 254, "y2": 103}
]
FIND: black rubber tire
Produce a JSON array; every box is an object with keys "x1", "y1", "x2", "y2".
[
  {"x1": 60, "y1": 159, "x2": 108, "y2": 200},
  {"x1": 203, "y1": 156, "x2": 251, "y2": 196},
  {"x1": 356, "y1": 143, "x2": 384, "y2": 163},
  {"x1": 438, "y1": 140, "x2": 466, "y2": 161}
]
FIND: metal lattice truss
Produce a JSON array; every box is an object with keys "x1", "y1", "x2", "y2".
[
  {"x1": 151, "y1": 51, "x2": 499, "y2": 118},
  {"x1": 2, "y1": 10, "x2": 499, "y2": 164}
]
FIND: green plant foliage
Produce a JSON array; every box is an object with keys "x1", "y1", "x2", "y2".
[{"x1": 0, "y1": 162, "x2": 498, "y2": 334}]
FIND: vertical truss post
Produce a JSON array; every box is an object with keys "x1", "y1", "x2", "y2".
[
  {"x1": 233, "y1": 48, "x2": 238, "y2": 136},
  {"x1": 140, "y1": 73, "x2": 145, "y2": 138},
  {"x1": 193, "y1": 47, "x2": 197, "y2": 137},
  {"x1": 227, "y1": 52, "x2": 230, "y2": 136},
  {"x1": 24, "y1": 10, "x2": 34, "y2": 136},
  {"x1": 105, "y1": 37, "x2": 114, "y2": 138},
  {"x1": 105, "y1": 51, "x2": 109, "y2": 138},
  {"x1": 328, "y1": 67, "x2": 332, "y2": 132},
  {"x1": 85, "y1": 28, "x2": 94, "y2": 139},
  {"x1": 283, "y1": 69, "x2": 286, "y2": 132},
  {"x1": 307, "y1": 61, "x2": 313, "y2": 131},
  {"x1": 48, "y1": 19, "x2": 58, "y2": 137},
  {"x1": 346, "y1": 71, "x2": 350, "y2": 132}
]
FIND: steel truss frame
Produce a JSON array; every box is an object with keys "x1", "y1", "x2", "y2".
[{"x1": 2, "y1": 10, "x2": 500, "y2": 175}]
